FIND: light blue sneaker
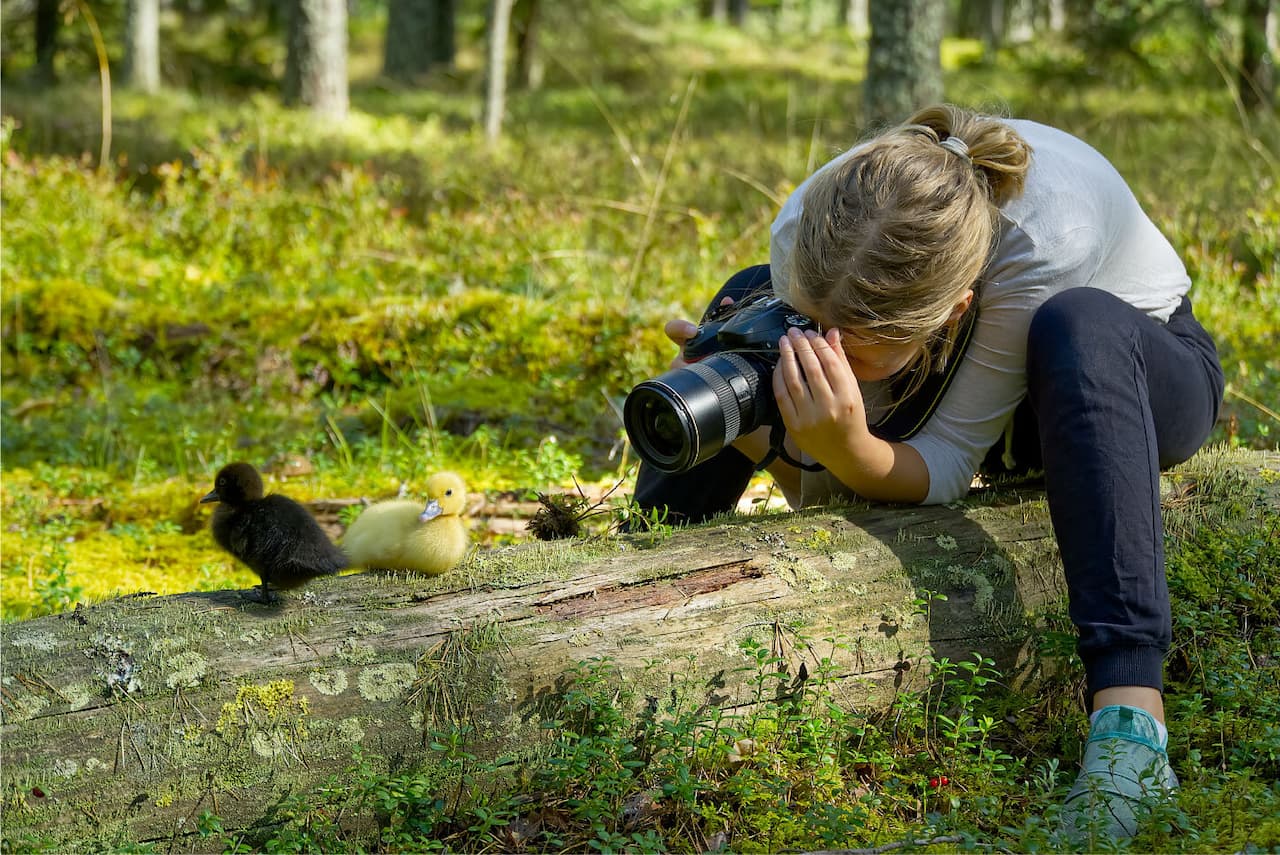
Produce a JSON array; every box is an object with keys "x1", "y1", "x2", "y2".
[{"x1": 1060, "y1": 705, "x2": 1179, "y2": 843}]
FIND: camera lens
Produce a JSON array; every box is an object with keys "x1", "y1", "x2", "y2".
[
  {"x1": 624, "y1": 353, "x2": 770, "y2": 473},
  {"x1": 641, "y1": 397, "x2": 686, "y2": 459}
]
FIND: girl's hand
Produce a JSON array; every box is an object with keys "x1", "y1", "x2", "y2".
[
  {"x1": 773, "y1": 327, "x2": 872, "y2": 464},
  {"x1": 663, "y1": 296, "x2": 734, "y2": 369},
  {"x1": 663, "y1": 318, "x2": 699, "y2": 369}
]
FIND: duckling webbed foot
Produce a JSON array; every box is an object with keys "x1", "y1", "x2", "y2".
[{"x1": 241, "y1": 584, "x2": 283, "y2": 606}]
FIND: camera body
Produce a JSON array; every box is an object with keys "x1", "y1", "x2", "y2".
[{"x1": 623, "y1": 292, "x2": 819, "y2": 473}]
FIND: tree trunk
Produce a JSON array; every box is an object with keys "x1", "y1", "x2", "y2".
[
  {"x1": 383, "y1": 0, "x2": 453, "y2": 79},
  {"x1": 2, "y1": 450, "x2": 1274, "y2": 849},
  {"x1": 34, "y1": 0, "x2": 60, "y2": 85},
  {"x1": 484, "y1": 0, "x2": 515, "y2": 143},
  {"x1": 125, "y1": 0, "x2": 161, "y2": 93},
  {"x1": 514, "y1": 0, "x2": 544, "y2": 91},
  {"x1": 283, "y1": 0, "x2": 348, "y2": 121},
  {"x1": 864, "y1": 0, "x2": 945, "y2": 130},
  {"x1": 1046, "y1": 0, "x2": 1066, "y2": 33},
  {"x1": 1240, "y1": 0, "x2": 1276, "y2": 113},
  {"x1": 383, "y1": 0, "x2": 436, "y2": 81},
  {"x1": 432, "y1": 0, "x2": 456, "y2": 67},
  {"x1": 841, "y1": 0, "x2": 870, "y2": 37}
]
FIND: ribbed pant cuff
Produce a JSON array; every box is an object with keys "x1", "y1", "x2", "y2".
[{"x1": 1083, "y1": 645, "x2": 1166, "y2": 704}]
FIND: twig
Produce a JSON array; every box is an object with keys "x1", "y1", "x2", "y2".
[
  {"x1": 719, "y1": 165, "x2": 786, "y2": 208},
  {"x1": 1226, "y1": 384, "x2": 1280, "y2": 425}
]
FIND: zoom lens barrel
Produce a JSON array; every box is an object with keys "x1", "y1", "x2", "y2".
[{"x1": 624, "y1": 352, "x2": 769, "y2": 473}]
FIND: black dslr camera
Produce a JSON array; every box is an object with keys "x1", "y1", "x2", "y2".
[{"x1": 623, "y1": 292, "x2": 819, "y2": 473}]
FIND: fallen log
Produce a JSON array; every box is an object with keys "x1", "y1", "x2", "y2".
[{"x1": 1, "y1": 448, "x2": 1274, "y2": 850}]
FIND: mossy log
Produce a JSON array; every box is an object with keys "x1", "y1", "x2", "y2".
[{"x1": 2, "y1": 449, "x2": 1275, "y2": 849}]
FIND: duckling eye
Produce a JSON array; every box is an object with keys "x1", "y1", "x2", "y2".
[{"x1": 445, "y1": 489, "x2": 453, "y2": 496}]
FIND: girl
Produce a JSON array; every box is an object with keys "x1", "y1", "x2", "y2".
[{"x1": 635, "y1": 104, "x2": 1224, "y2": 839}]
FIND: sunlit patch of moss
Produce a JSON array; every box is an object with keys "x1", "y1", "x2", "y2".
[{"x1": 1, "y1": 526, "x2": 256, "y2": 621}]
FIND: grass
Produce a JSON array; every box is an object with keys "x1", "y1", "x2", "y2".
[{"x1": 1, "y1": 3, "x2": 1278, "y2": 850}]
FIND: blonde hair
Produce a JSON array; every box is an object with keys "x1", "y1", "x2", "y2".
[{"x1": 787, "y1": 104, "x2": 1032, "y2": 385}]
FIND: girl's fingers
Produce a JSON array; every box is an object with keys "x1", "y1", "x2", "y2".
[
  {"x1": 809, "y1": 327, "x2": 856, "y2": 399},
  {"x1": 773, "y1": 340, "x2": 797, "y2": 422},
  {"x1": 664, "y1": 318, "x2": 698, "y2": 346},
  {"x1": 788, "y1": 329, "x2": 834, "y2": 402},
  {"x1": 777, "y1": 331, "x2": 812, "y2": 402}
]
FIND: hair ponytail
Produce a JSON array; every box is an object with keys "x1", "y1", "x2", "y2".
[{"x1": 904, "y1": 104, "x2": 1032, "y2": 206}]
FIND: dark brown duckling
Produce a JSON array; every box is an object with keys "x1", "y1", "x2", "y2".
[{"x1": 200, "y1": 462, "x2": 348, "y2": 604}]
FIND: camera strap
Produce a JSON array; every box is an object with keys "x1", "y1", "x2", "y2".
[
  {"x1": 869, "y1": 295, "x2": 981, "y2": 442},
  {"x1": 755, "y1": 422, "x2": 826, "y2": 473}
]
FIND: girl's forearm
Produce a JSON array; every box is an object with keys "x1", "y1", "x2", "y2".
[{"x1": 822, "y1": 434, "x2": 930, "y2": 504}]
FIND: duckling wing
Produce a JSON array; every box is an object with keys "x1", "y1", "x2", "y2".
[
  {"x1": 262, "y1": 497, "x2": 349, "y2": 575},
  {"x1": 342, "y1": 501, "x2": 426, "y2": 569},
  {"x1": 212, "y1": 497, "x2": 346, "y2": 585},
  {"x1": 402, "y1": 517, "x2": 471, "y2": 574}
]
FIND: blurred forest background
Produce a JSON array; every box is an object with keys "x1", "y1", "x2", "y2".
[
  {"x1": 0, "y1": 0, "x2": 1276, "y2": 615},
  {"x1": 1, "y1": 2, "x2": 1279, "y2": 852}
]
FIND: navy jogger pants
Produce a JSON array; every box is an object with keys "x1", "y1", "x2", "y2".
[
  {"x1": 634, "y1": 270, "x2": 1224, "y2": 703},
  {"x1": 1026, "y1": 287, "x2": 1222, "y2": 700}
]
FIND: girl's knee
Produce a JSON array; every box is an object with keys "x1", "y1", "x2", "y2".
[{"x1": 1027, "y1": 288, "x2": 1136, "y2": 377}]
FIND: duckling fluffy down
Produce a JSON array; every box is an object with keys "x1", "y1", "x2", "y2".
[{"x1": 342, "y1": 472, "x2": 470, "y2": 574}]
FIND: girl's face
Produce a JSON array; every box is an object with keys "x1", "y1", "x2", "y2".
[
  {"x1": 798, "y1": 288, "x2": 975, "y2": 383},
  {"x1": 838, "y1": 335, "x2": 925, "y2": 382}
]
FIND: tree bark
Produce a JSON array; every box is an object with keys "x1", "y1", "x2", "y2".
[
  {"x1": 1240, "y1": 0, "x2": 1276, "y2": 113},
  {"x1": 34, "y1": 0, "x2": 60, "y2": 85},
  {"x1": 514, "y1": 0, "x2": 544, "y2": 91},
  {"x1": 383, "y1": 0, "x2": 437, "y2": 81},
  {"x1": 382, "y1": 0, "x2": 454, "y2": 80},
  {"x1": 841, "y1": 0, "x2": 870, "y2": 37},
  {"x1": 125, "y1": 0, "x2": 161, "y2": 93},
  {"x1": 432, "y1": 0, "x2": 456, "y2": 67},
  {"x1": 283, "y1": 0, "x2": 349, "y2": 121},
  {"x1": 2, "y1": 450, "x2": 1274, "y2": 849},
  {"x1": 864, "y1": 0, "x2": 945, "y2": 130},
  {"x1": 484, "y1": 0, "x2": 515, "y2": 143}
]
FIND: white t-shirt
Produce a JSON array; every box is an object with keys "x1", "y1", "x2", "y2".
[{"x1": 769, "y1": 119, "x2": 1190, "y2": 505}]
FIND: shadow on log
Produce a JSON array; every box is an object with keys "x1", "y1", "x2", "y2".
[{"x1": 1, "y1": 448, "x2": 1275, "y2": 849}]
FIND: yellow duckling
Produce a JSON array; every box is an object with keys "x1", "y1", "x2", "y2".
[{"x1": 342, "y1": 472, "x2": 471, "y2": 574}]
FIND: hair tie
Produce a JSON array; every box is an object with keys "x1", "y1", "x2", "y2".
[{"x1": 939, "y1": 136, "x2": 971, "y2": 162}]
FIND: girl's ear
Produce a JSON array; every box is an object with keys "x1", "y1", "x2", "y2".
[{"x1": 947, "y1": 289, "x2": 975, "y2": 323}]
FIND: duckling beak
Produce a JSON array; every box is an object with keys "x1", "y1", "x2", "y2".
[
  {"x1": 200, "y1": 489, "x2": 220, "y2": 504},
  {"x1": 419, "y1": 500, "x2": 442, "y2": 522}
]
